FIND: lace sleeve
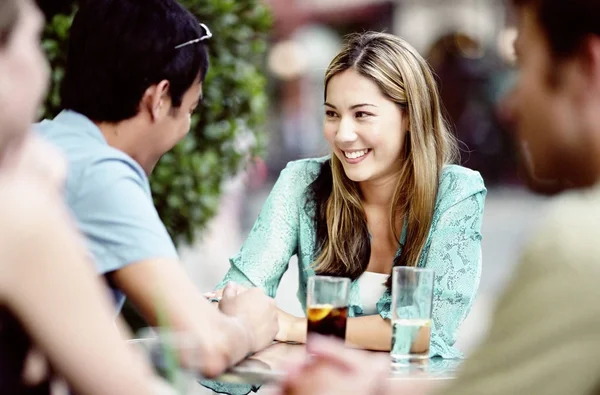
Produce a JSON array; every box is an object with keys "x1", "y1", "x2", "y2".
[
  {"x1": 216, "y1": 160, "x2": 320, "y2": 297},
  {"x1": 377, "y1": 168, "x2": 486, "y2": 359},
  {"x1": 422, "y1": 171, "x2": 486, "y2": 358}
]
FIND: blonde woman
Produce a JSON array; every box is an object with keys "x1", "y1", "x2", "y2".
[{"x1": 215, "y1": 32, "x2": 486, "y2": 357}]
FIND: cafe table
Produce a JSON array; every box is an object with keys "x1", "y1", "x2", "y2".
[{"x1": 203, "y1": 341, "x2": 462, "y2": 393}]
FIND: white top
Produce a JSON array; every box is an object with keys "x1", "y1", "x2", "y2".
[{"x1": 357, "y1": 272, "x2": 389, "y2": 315}]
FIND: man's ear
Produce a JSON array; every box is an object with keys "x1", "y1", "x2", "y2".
[{"x1": 141, "y1": 80, "x2": 171, "y2": 122}]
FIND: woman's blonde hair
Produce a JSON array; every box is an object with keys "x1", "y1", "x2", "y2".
[{"x1": 310, "y1": 32, "x2": 458, "y2": 283}]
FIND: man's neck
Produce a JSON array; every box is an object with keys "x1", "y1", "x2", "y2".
[
  {"x1": 572, "y1": 98, "x2": 600, "y2": 189},
  {"x1": 95, "y1": 119, "x2": 155, "y2": 175},
  {"x1": 563, "y1": 129, "x2": 600, "y2": 190},
  {"x1": 586, "y1": 126, "x2": 600, "y2": 188}
]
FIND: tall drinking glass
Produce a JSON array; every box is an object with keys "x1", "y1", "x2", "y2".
[
  {"x1": 390, "y1": 267, "x2": 435, "y2": 363},
  {"x1": 306, "y1": 276, "x2": 350, "y2": 341}
]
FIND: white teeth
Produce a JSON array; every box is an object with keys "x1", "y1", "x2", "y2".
[{"x1": 344, "y1": 149, "x2": 369, "y2": 159}]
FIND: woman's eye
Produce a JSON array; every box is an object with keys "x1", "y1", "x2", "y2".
[
  {"x1": 355, "y1": 111, "x2": 370, "y2": 118},
  {"x1": 325, "y1": 111, "x2": 338, "y2": 118}
]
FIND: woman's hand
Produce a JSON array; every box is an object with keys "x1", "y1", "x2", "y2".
[
  {"x1": 205, "y1": 283, "x2": 307, "y2": 344},
  {"x1": 276, "y1": 309, "x2": 306, "y2": 344}
]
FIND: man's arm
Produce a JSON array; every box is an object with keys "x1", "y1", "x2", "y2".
[
  {"x1": 110, "y1": 258, "x2": 277, "y2": 378},
  {"x1": 0, "y1": 180, "x2": 158, "y2": 395},
  {"x1": 73, "y1": 160, "x2": 277, "y2": 377}
]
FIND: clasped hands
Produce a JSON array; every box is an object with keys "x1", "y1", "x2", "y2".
[
  {"x1": 205, "y1": 283, "x2": 390, "y2": 395},
  {"x1": 204, "y1": 282, "x2": 306, "y2": 344}
]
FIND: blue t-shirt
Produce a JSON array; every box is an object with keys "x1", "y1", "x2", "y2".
[{"x1": 35, "y1": 110, "x2": 178, "y2": 309}]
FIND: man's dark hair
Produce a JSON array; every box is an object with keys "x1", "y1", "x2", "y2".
[
  {"x1": 0, "y1": 0, "x2": 19, "y2": 48},
  {"x1": 513, "y1": 0, "x2": 600, "y2": 58},
  {"x1": 35, "y1": 0, "x2": 74, "y2": 20},
  {"x1": 61, "y1": 0, "x2": 209, "y2": 122}
]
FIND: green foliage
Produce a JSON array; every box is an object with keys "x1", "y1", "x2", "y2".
[{"x1": 41, "y1": 0, "x2": 272, "y2": 245}]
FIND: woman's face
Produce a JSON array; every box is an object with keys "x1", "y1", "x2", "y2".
[
  {"x1": 0, "y1": 0, "x2": 48, "y2": 150},
  {"x1": 324, "y1": 68, "x2": 408, "y2": 184}
]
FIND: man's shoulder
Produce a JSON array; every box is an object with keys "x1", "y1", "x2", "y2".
[
  {"x1": 547, "y1": 184, "x2": 600, "y2": 217},
  {"x1": 540, "y1": 185, "x2": 600, "y2": 239},
  {"x1": 36, "y1": 111, "x2": 145, "y2": 179},
  {"x1": 39, "y1": 138, "x2": 142, "y2": 175},
  {"x1": 36, "y1": 114, "x2": 148, "y2": 199},
  {"x1": 65, "y1": 148, "x2": 148, "y2": 204},
  {"x1": 525, "y1": 185, "x2": 600, "y2": 269}
]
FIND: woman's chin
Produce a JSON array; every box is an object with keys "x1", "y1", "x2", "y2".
[{"x1": 342, "y1": 168, "x2": 370, "y2": 183}]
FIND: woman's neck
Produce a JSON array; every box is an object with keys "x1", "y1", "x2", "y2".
[
  {"x1": 359, "y1": 172, "x2": 399, "y2": 209},
  {"x1": 359, "y1": 172, "x2": 405, "y2": 240}
]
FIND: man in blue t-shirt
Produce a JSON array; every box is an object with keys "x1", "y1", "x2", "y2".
[{"x1": 36, "y1": 0, "x2": 277, "y2": 378}]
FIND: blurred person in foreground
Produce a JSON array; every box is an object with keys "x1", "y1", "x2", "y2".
[
  {"x1": 0, "y1": 0, "x2": 171, "y2": 394},
  {"x1": 212, "y1": 31, "x2": 486, "y2": 355},
  {"x1": 278, "y1": 0, "x2": 600, "y2": 394},
  {"x1": 35, "y1": 0, "x2": 278, "y2": 378}
]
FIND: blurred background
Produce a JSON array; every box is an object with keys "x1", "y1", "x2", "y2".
[{"x1": 37, "y1": 0, "x2": 548, "y2": 364}]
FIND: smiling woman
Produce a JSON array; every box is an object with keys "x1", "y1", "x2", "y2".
[
  {"x1": 215, "y1": 31, "x2": 486, "y2": 358},
  {"x1": 316, "y1": 32, "x2": 459, "y2": 284}
]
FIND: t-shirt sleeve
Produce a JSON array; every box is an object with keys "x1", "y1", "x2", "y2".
[{"x1": 69, "y1": 158, "x2": 178, "y2": 275}]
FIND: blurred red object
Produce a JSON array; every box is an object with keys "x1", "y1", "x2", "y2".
[{"x1": 245, "y1": 156, "x2": 268, "y2": 190}]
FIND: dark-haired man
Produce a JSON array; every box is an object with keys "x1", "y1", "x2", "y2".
[
  {"x1": 278, "y1": 0, "x2": 600, "y2": 394},
  {"x1": 36, "y1": 0, "x2": 277, "y2": 378}
]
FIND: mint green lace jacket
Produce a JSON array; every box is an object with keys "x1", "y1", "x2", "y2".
[{"x1": 218, "y1": 156, "x2": 486, "y2": 358}]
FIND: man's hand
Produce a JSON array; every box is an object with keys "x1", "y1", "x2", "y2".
[
  {"x1": 279, "y1": 336, "x2": 389, "y2": 395},
  {"x1": 218, "y1": 283, "x2": 278, "y2": 353},
  {"x1": 204, "y1": 281, "x2": 246, "y2": 301}
]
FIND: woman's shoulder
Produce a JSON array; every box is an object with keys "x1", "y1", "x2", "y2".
[
  {"x1": 436, "y1": 164, "x2": 487, "y2": 210},
  {"x1": 278, "y1": 156, "x2": 329, "y2": 186}
]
